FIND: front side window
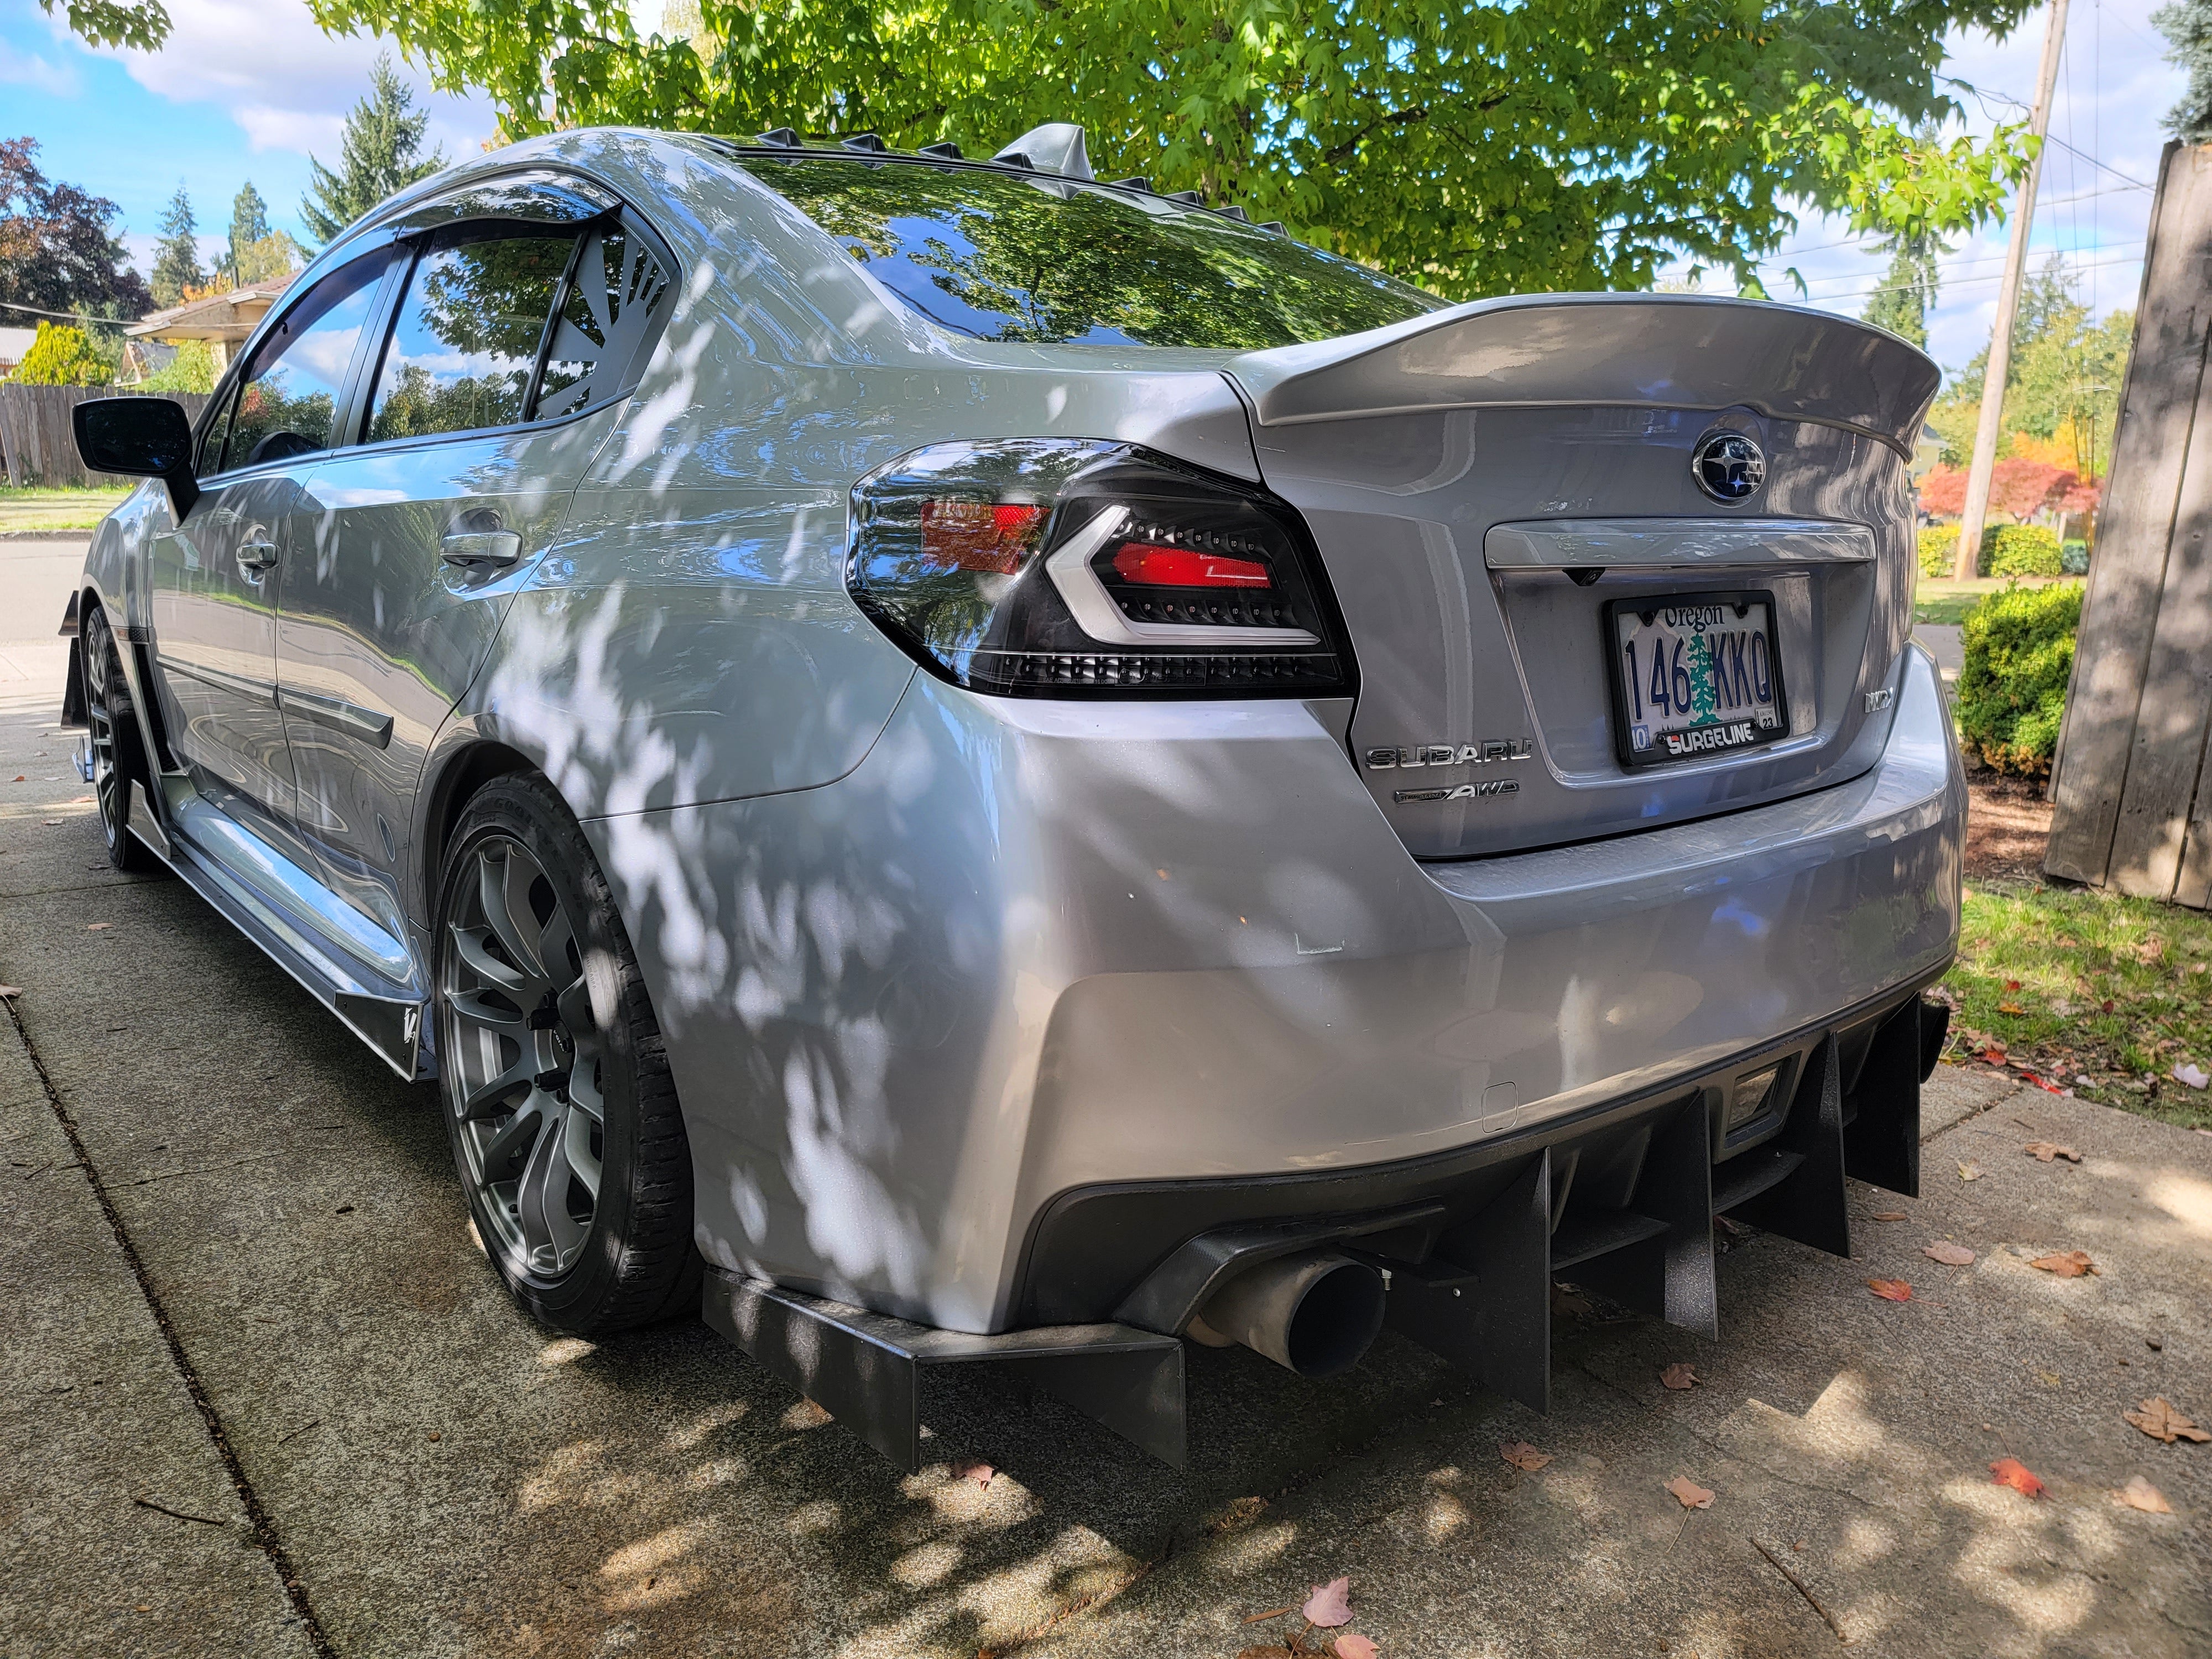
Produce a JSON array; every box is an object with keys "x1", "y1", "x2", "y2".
[
  {"x1": 739, "y1": 157, "x2": 1444, "y2": 349},
  {"x1": 219, "y1": 248, "x2": 397, "y2": 473},
  {"x1": 367, "y1": 229, "x2": 577, "y2": 442}
]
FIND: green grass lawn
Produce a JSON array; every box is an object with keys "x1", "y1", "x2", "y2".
[
  {"x1": 1914, "y1": 573, "x2": 2083, "y2": 627},
  {"x1": 1944, "y1": 876, "x2": 2212, "y2": 1131},
  {"x1": 0, "y1": 485, "x2": 131, "y2": 533}
]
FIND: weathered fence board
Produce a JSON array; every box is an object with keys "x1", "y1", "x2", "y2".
[
  {"x1": 0, "y1": 384, "x2": 211, "y2": 489},
  {"x1": 2046, "y1": 142, "x2": 2212, "y2": 900}
]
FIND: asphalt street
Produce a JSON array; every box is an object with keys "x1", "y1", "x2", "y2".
[{"x1": 2, "y1": 534, "x2": 2207, "y2": 1658}]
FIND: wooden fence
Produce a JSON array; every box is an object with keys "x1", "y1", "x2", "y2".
[
  {"x1": 2047, "y1": 140, "x2": 2212, "y2": 906},
  {"x1": 0, "y1": 384, "x2": 212, "y2": 490}
]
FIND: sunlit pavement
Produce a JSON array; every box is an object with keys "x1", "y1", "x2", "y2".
[{"x1": 3, "y1": 536, "x2": 2208, "y2": 1658}]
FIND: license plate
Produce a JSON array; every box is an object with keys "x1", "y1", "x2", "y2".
[{"x1": 1605, "y1": 591, "x2": 1788, "y2": 769}]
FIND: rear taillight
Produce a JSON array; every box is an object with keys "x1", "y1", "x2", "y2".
[{"x1": 846, "y1": 440, "x2": 1354, "y2": 697}]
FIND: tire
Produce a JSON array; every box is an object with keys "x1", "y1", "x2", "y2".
[
  {"x1": 434, "y1": 772, "x2": 701, "y2": 1334},
  {"x1": 80, "y1": 603, "x2": 161, "y2": 875}
]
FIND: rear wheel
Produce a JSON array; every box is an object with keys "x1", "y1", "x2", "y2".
[
  {"x1": 435, "y1": 773, "x2": 700, "y2": 1334},
  {"x1": 80, "y1": 603, "x2": 160, "y2": 874}
]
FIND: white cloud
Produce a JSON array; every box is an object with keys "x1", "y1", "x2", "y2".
[
  {"x1": 72, "y1": 0, "x2": 497, "y2": 165},
  {"x1": 0, "y1": 35, "x2": 80, "y2": 92}
]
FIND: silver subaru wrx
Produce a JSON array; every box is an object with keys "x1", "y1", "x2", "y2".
[{"x1": 66, "y1": 125, "x2": 1963, "y2": 1469}]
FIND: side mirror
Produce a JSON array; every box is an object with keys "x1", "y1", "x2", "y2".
[{"x1": 73, "y1": 397, "x2": 200, "y2": 517}]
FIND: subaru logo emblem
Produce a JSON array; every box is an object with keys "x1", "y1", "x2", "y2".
[{"x1": 1692, "y1": 431, "x2": 1766, "y2": 502}]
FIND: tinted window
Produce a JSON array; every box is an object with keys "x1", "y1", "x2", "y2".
[
  {"x1": 220, "y1": 248, "x2": 396, "y2": 472},
  {"x1": 740, "y1": 158, "x2": 1443, "y2": 349},
  {"x1": 367, "y1": 229, "x2": 576, "y2": 442},
  {"x1": 535, "y1": 223, "x2": 671, "y2": 420}
]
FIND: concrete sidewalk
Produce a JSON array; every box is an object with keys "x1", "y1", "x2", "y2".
[{"x1": 3, "y1": 538, "x2": 2208, "y2": 1657}]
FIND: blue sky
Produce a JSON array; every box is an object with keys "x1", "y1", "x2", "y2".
[
  {"x1": 0, "y1": 0, "x2": 495, "y2": 276},
  {"x1": 0, "y1": 0, "x2": 2189, "y2": 380}
]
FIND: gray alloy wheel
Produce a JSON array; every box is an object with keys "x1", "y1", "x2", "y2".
[
  {"x1": 80, "y1": 605, "x2": 158, "y2": 874},
  {"x1": 442, "y1": 832, "x2": 606, "y2": 1277},
  {"x1": 434, "y1": 773, "x2": 700, "y2": 1333}
]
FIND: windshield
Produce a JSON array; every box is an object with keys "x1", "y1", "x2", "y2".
[{"x1": 737, "y1": 156, "x2": 1444, "y2": 349}]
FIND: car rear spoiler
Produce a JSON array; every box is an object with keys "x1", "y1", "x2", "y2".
[{"x1": 1224, "y1": 293, "x2": 1942, "y2": 457}]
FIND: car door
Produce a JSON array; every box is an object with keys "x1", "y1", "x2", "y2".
[
  {"x1": 146, "y1": 248, "x2": 398, "y2": 816},
  {"x1": 280, "y1": 203, "x2": 671, "y2": 943}
]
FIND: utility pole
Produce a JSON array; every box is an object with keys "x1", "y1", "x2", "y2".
[{"x1": 1955, "y1": 0, "x2": 2072, "y2": 582}]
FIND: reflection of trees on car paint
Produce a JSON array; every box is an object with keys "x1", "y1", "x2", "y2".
[{"x1": 747, "y1": 160, "x2": 1441, "y2": 349}]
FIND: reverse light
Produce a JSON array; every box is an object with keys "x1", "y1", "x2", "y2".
[{"x1": 846, "y1": 440, "x2": 1353, "y2": 697}]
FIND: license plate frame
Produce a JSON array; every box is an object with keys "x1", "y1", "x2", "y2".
[{"x1": 1603, "y1": 588, "x2": 1791, "y2": 771}]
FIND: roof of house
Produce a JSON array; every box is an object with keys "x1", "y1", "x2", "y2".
[{"x1": 127, "y1": 277, "x2": 296, "y2": 343}]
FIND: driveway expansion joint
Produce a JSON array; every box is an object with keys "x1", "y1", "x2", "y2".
[{"x1": 4, "y1": 997, "x2": 339, "y2": 1659}]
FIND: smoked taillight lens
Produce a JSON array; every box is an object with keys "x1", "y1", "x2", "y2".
[{"x1": 846, "y1": 440, "x2": 1354, "y2": 697}]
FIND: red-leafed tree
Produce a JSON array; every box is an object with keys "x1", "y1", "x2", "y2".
[
  {"x1": 1920, "y1": 457, "x2": 2085, "y2": 523},
  {"x1": 1987, "y1": 457, "x2": 2073, "y2": 520},
  {"x1": 1919, "y1": 464, "x2": 1967, "y2": 517}
]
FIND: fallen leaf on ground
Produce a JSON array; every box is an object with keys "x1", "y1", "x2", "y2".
[
  {"x1": 2137, "y1": 936, "x2": 2166, "y2": 964},
  {"x1": 1990, "y1": 1458, "x2": 2047, "y2": 1499},
  {"x1": 85, "y1": 922, "x2": 112, "y2": 932},
  {"x1": 1333, "y1": 1637, "x2": 1380, "y2": 1659},
  {"x1": 1302, "y1": 1577, "x2": 1353, "y2": 1628},
  {"x1": 1958, "y1": 1161, "x2": 1984, "y2": 1181},
  {"x1": 7, "y1": 774, "x2": 22, "y2": 782},
  {"x1": 2026, "y1": 1141, "x2": 2081, "y2": 1163},
  {"x1": 1867, "y1": 1279, "x2": 1913, "y2": 1301},
  {"x1": 2115, "y1": 1475, "x2": 2173, "y2": 1513},
  {"x1": 1664, "y1": 1476, "x2": 1715, "y2": 1510},
  {"x1": 1998, "y1": 1001, "x2": 2025, "y2": 1015},
  {"x1": 2123, "y1": 1398, "x2": 2210, "y2": 1443},
  {"x1": 949, "y1": 1457, "x2": 994, "y2": 1488},
  {"x1": 1239, "y1": 1607, "x2": 1294, "y2": 1625},
  {"x1": 1659, "y1": 1363, "x2": 1699, "y2": 1391},
  {"x1": 1871, "y1": 1211, "x2": 1908, "y2": 1222},
  {"x1": 2030, "y1": 1250, "x2": 2098, "y2": 1277},
  {"x1": 1499, "y1": 1441, "x2": 1552, "y2": 1472},
  {"x1": 2173, "y1": 1063, "x2": 2209, "y2": 1090},
  {"x1": 1923, "y1": 1241, "x2": 1976, "y2": 1265}
]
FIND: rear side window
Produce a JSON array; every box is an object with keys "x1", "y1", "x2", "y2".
[
  {"x1": 535, "y1": 225, "x2": 672, "y2": 420},
  {"x1": 212, "y1": 248, "x2": 397, "y2": 474},
  {"x1": 367, "y1": 229, "x2": 577, "y2": 443},
  {"x1": 739, "y1": 157, "x2": 1443, "y2": 349}
]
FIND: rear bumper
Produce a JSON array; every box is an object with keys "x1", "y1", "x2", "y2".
[{"x1": 594, "y1": 640, "x2": 1960, "y2": 1335}]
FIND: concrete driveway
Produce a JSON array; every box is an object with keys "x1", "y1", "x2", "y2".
[{"x1": 4, "y1": 535, "x2": 2208, "y2": 1658}]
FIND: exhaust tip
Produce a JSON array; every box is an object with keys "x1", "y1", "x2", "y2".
[{"x1": 1196, "y1": 1250, "x2": 1387, "y2": 1379}]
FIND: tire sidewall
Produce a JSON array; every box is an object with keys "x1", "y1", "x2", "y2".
[{"x1": 435, "y1": 778, "x2": 654, "y2": 1329}]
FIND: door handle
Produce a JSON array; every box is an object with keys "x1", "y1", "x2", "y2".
[
  {"x1": 441, "y1": 530, "x2": 522, "y2": 570},
  {"x1": 237, "y1": 539, "x2": 279, "y2": 571}
]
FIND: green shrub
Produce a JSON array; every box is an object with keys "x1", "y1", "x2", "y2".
[
  {"x1": 1983, "y1": 522, "x2": 2063, "y2": 577},
  {"x1": 1918, "y1": 524, "x2": 1959, "y2": 578},
  {"x1": 2060, "y1": 539, "x2": 2090, "y2": 576},
  {"x1": 138, "y1": 340, "x2": 217, "y2": 394},
  {"x1": 7, "y1": 321, "x2": 112, "y2": 387},
  {"x1": 1957, "y1": 580, "x2": 2083, "y2": 778}
]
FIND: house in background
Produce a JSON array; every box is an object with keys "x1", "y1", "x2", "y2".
[
  {"x1": 0, "y1": 326, "x2": 39, "y2": 378},
  {"x1": 124, "y1": 276, "x2": 294, "y2": 374}
]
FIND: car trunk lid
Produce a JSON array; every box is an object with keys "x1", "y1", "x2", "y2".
[{"x1": 1224, "y1": 294, "x2": 1938, "y2": 859}]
